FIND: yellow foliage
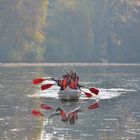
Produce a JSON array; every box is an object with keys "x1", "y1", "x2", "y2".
[
  {"x1": 34, "y1": 31, "x2": 45, "y2": 43},
  {"x1": 34, "y1": 0, "x2": 48, "y2": 44},
  {"x1": 15, "y1": 0, "x2": 48, "y2": 62}
]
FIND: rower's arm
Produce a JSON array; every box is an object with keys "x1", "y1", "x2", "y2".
[
  {"x1": 51, "y1": 78, "x2": 61, "y2": 86},
  {"x1": 77, "y1": 84, "x2": 84, "y2": 88},
  {"x1": 51, "y1": 78, "x2": 58, "y2": 82}
]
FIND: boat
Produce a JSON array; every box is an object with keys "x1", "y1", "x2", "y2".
[{"x1": 58, "y1": 88, "x2": 81, "y2": 101}]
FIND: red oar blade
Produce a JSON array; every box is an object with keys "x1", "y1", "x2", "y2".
[
  {"x1": 89, "y1": 87, "x2": 99, "y2": 95},
  {"x1": 31, "y1": 109, "x2": 44, "y2": 116},
  {"x1": 32, "y1": 78, "x2": 45, "y2": 85},
  {"x1": 84, "y1": 92, "x2": 92, "y2": 98},
  {"x1": 88, "y1": 102, "x2": 99, "y2": 109},
  {"x1": 41, "y1": 84, "x2": 54, "y2": 90},
  {"x1": 40, "y1": 104, "x2": 53, "y2": 110},
  {"x1": 80, "y1": 89, "x2": 92, "y2": 98}
]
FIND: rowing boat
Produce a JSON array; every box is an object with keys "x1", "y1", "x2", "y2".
[{"x1": 58, "y1": 88, "x2": 81, "y2": 101}]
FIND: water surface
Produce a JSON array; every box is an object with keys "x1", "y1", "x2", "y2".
[{"x1": 0, "y1": 63, "x2": 140, "y2": 140}]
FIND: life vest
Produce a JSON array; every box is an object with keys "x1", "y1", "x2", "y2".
[
  {"x1": 69, "y1": 79, "x2": 78, "y2": 89},
  {"x1": 60, "y1": 78, "x2": 67, "y2": 90}
]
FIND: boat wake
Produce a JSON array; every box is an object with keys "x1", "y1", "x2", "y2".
[
  {"x1": 98, "y1": 88, "x2": 136, "y2": 99},
  {"x1": 28, "y1": 87, "x2": 136, "y2": 100}
]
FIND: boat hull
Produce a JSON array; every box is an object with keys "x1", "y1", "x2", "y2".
[{"x1": 58, "y1": 88, "x2": 81, "y2": 101}]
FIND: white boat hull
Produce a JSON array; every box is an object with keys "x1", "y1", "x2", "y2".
[{"x1": 58, "y1": 88, "x2": 81, "y2": 100}]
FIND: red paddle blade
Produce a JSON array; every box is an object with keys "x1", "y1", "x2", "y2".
[
  {"x1": 60, "y1": 109, "x2": 66, "y2": 119},
  {"x1": 41, "y1": 84, "x2": 54, "y2": 90},
  {"x1": 31, "y1": 109, "x2": 44, "y2": 116},
  {"x1": 40, "y1": 104, "x2": 53, "y2": 110},
  {"x1": 84, "y1": 92, "x2": 92, "y2": 98},
  {"x1": 88, "y1": 102, "x2": 99, "y2": 109},
  {"x1": 32, "y1": 78, "x2": 45, "y2": 85},
  {"x1": 89, "y1": 88, "x2": 99, "y2": 95}
]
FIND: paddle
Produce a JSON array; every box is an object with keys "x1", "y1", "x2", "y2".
[
  {"x1": 40, "y1": 83, "x2": 99, "y2": 93},
  {"x1": 36, "y1": 76, "x2": 99, "y2": 94},
  {"x1": 88, "y1": 102, "x2": 99, "y2": 109},
  {"x1": 32, "y1": 77, "x2": 54, "y2": 85},
  {"x1": 89, "y1": 87, "x2": 99, "y2": 95},
  {"x1": 41, "y1": 84, "x2": 93, "y2": 98},
  {"x1": 33, "y1": 76, "x2": 99, "y2": 95},
  {"x1": 78, "y1": 83, "x2": 99, "y2": 95},
  {"x1": 32, "y1": 78, "x2": 46, "y2": 85},
  {"x1": 84, "y1": 92, "x2": 93, "y2": 98},
  {"x1": 80, "y1": 89, "x2": 93, "y2": 98},
  {"x1": 41, "y1": 84, "x2": 98, "y2": 99},
  {"x1": 41, "y1": 83, "x2": 55, "y2": 90},
  {"x1": 31, "y1": 109, "x2": 44, "y2": 116},
  {"x1": 40, "y1": 104, "x2": 53, "y2": 110}
]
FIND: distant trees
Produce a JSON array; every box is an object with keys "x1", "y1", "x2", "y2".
[
  {"x1": 0, "y1": 0, "x2": 47, "y2": 62},
  {"x1": 108, "y1": 0, "x2": 140, "y2": 62},
  {"x1": 0, "y1": 0, "x2": 140, "y2": 63},
  {"x1": 45, "y1": 0, "x2": 140, "y2": 63}
]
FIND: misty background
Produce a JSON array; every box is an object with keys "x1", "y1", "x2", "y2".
[{"x1": 0, "y1": 0, "x2": 140, "y2": 63}]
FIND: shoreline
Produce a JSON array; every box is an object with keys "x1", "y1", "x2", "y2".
[{"x1": 0, "y1": 62, "x2": 140, "y2": 67}]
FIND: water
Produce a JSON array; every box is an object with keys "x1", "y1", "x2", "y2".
[{"x1": 0, "y1": 63, "x2": 140, "y2": 140}]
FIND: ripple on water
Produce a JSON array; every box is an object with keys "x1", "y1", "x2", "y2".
[{"x1": 126, "y1": 129, "x2": 140, "y2": 135}]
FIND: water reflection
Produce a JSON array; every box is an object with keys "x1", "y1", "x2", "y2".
[
  {"x1": 32, "y1": 98, "x2": 99, "y2": 140},
  {"x1": 32, "y1": 99, "x2": 99, "y2": 125}
]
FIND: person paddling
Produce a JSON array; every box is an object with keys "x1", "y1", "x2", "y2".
[
  {"x1": 52, "y1": 71, "x2": 79, "y2": 90},
  {"x1": 59, "y1": 73, "x2": 70, "y2": 90},
  {"x1": 69, "y1": 71, "x2": 79, "y2": 90}
]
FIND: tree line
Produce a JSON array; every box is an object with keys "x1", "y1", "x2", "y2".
[{"x1": 0, "y1": 0, "x2": 140, "y2": 63}]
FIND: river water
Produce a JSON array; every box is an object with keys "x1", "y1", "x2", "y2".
[{"x1": 0, "y1": 63, "x2": 140, "y2": 140}]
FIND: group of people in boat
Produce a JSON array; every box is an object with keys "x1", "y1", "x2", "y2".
[{"x1": 53, "y1": 71, "x2": 80, "y2": 90}]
